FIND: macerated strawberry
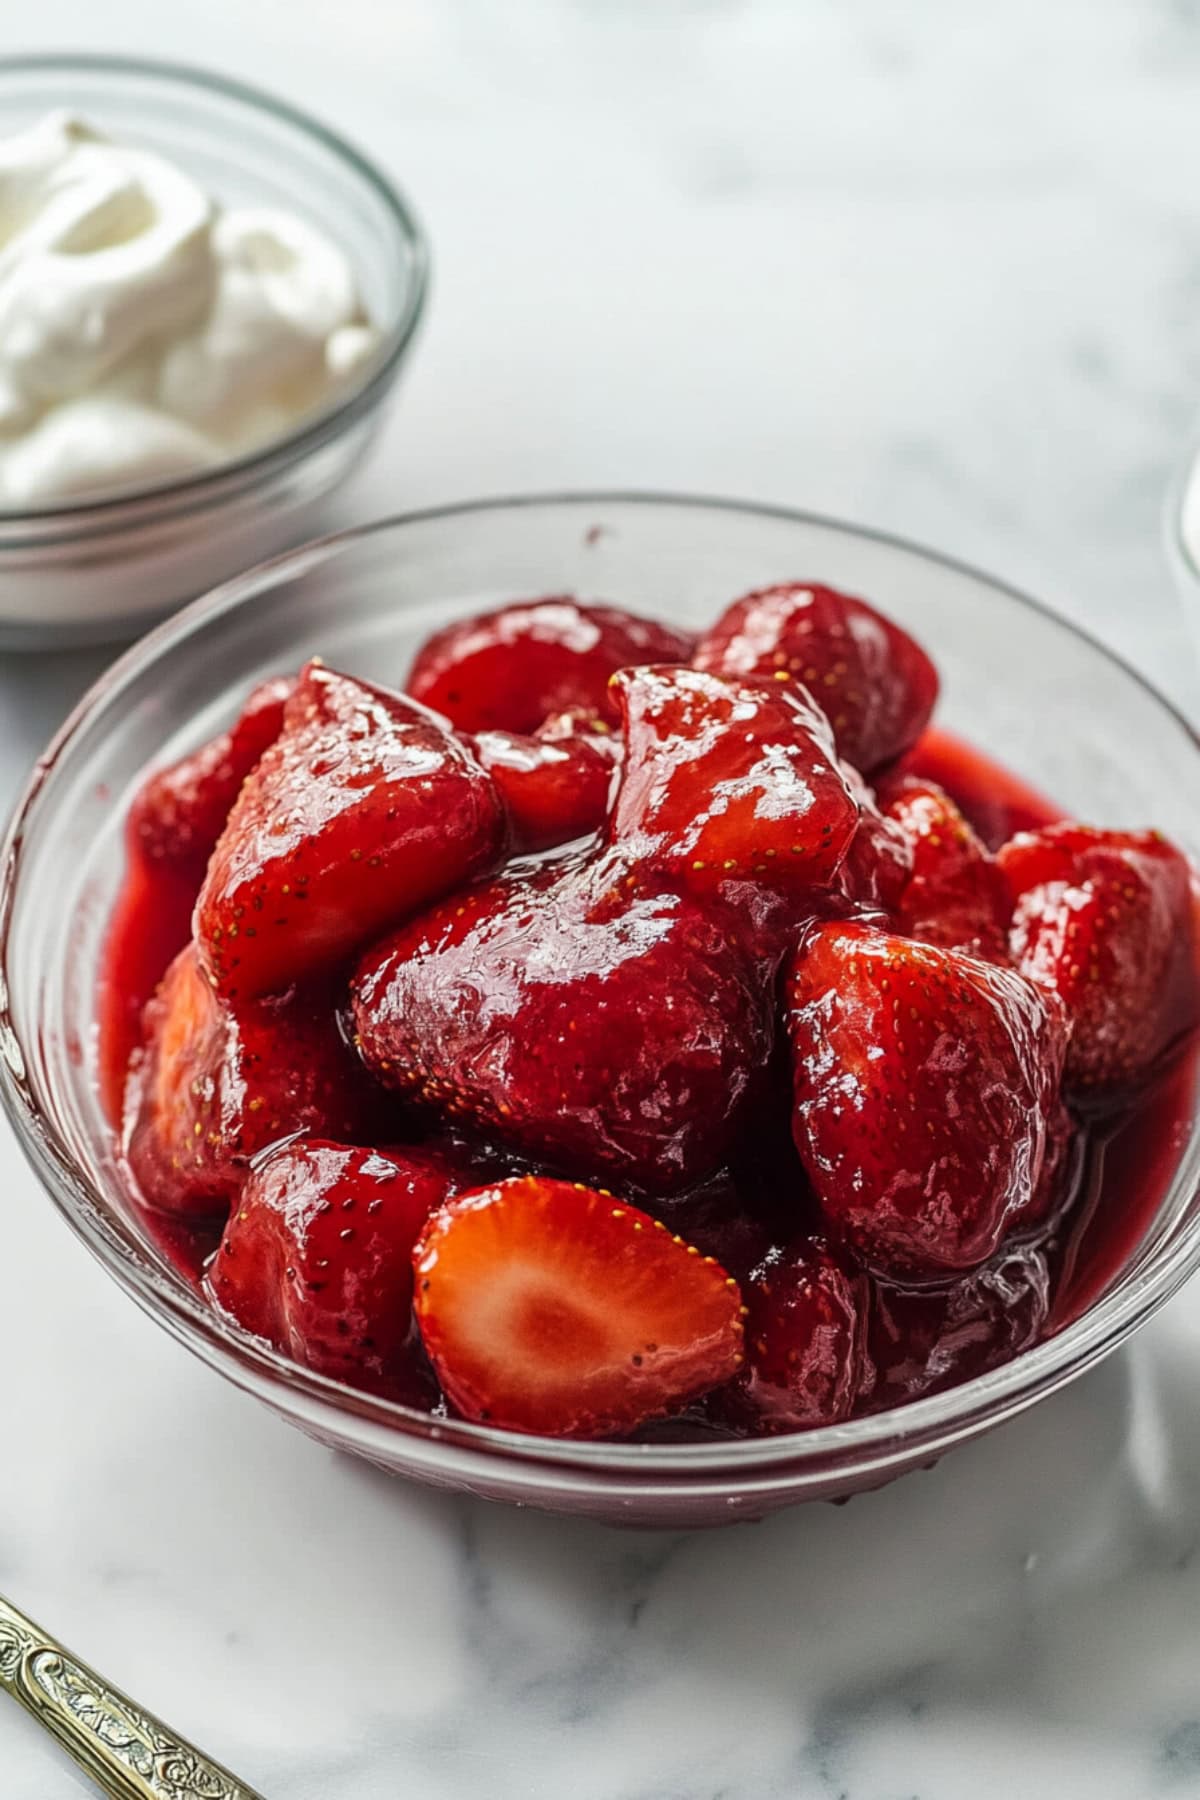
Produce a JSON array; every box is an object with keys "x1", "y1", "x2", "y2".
[
  {"x1": 608, "y1": 665, "x2": 859, "y2": 901},
  {"x1": 412, "y1": 1175, "x2": 745, "y2": 1436},
  {"x1": 724, "y1": 1238, "x2": 869, "y2": 1432},
  {"x1": 471, "y1": 726, "x2": 614, "y2": 852},
  {"x1": 406, "y1": 597, "x2": 695, "y2": 733},
  {"x1": 999, "y1": 824, "x2": 1200, "y2": 1091},
  {"x1": 195, "y1": 662, "x2": 507, "y2": 999},
  {"x1": 129, "y1": 676, "x2": 293, "y2": 878},
  {"x1": 123, "y1": 946, "x2": 368, "y2": 1217},
  {"x1": 787, "y1": 922, "x2": 1068, "y2": 1277},
  {"x1": 352, "y1": 849, "x2": 775, "y2": 1195},
  {"x1": 693, "y1": 582, "x2": 938, "y2": 773},
  {"x1": 837, "y1": 773, "x2": 913, "y2": 914},
  {"x1": 207, "y1": 1138, "x2": 456, "y2": 1402},
  {"x1": 880, "y1": 775, "x2": 1011, "y2": 960},
  {"x1": 865, "y1": 1243, "x2": 1050, "y2": 1410}
]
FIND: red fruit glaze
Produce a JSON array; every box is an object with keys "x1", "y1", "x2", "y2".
[
  {"x1": 609, "y1": 665, "x2": 859, "y2": 901},
  {"x1": 999, "y1": 824, "x2": 1200, "y2": 1093},
  {"x1": 904, "y1": 728, "x2": 1063, "y2": 849},
  {"x1": 412, "y1": 1175, "x2": 745, "y2": 1437},
  {"x1": 123, "y1": 945, "x2": 368, "y2": 1218},
  {"x1": 787, "y1": 922, "x2": 1068, "y2": 1277},
  {"x1": 471, "y1": 727, "x2": 614, "y2": 852},
  {"x1": 880, "y1": 775, "x2": 1011, "y2": 960},
  {"x1": 865, "y1": 1243, "x2": 1051, "y2": 1411},
  {"x1": 731, "y1": 1239, "x2": 869, "y2": 1431},
  {"x1": 352, "y1": 849, "x2": 774, "y2": 1194},
  {"x1": 128, "y1": 677, "x2": 293, "y2": 879},
  {"x1": 195, "y1": 663, "x2": 506, "y2": 999},
  {"x1": 207, "y1": 1138, "x2": 454, "y2": 1401},
  {"x1": 693, "y1": 582, "x2": 938, "y2": 773},
  {"x1": 406, "y1": 598, "x2": 695, "y2": 734}
]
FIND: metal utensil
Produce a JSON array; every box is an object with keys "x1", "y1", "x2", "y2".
[{"x1": 0, "y1": 1591, "x2": 265, "y2": 1798}]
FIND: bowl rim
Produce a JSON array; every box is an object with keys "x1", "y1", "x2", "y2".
[
  {"x1": 3, "y1": 487, "x2": 1200, "y2": 1481},
  {"x1": 0, "y1": 51, "x2": 430, "y2": 540}
]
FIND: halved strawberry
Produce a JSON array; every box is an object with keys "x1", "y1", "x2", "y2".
[
  {"x1": 129, "y1": 676, "x2": 293, "y2": 879},
  {"x1": 999, "y1": 824, "x2": 1200, "y2": 1091},
  {"x1": 207, "y1": 1137, "x2": 456, "y2": 1403},
  {"x1": 352, "y1": 848, "x2": 775, "y2": 1194},
  {"x1": 471, "y1": 726, "x2": 614, "y2": 852},
  {"x1": 406, "y1": 597, "x2": 695, "y2": 734},
  {"x1": 880, "y1": 775, "x2": 1011, "y2": 960},
  {"x1": 195, "y1": 662, "x2": 507, "y2": 999},
  {"x1": 787, "y1": 922, "x2": 1068, "y2": 1277},
  {"x1": 693, "y1": 582, "x2": 938, "y2": 773},
  {"x1": 726, "y1": 1238, "x2": 869, "y2": 1432},
  {"x1": 412, "y1": 1175, "x2": 745, "y2": 1437},
  {"x1": 123, "y1": 945, "x2": 369, "y2": 1217},
  {"x1": 608, "y1": 665, "x2": 859, "y2": 901}
]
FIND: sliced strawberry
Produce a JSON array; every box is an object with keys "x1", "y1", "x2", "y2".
[
  {"x1": 195, "y1": 662, "x2": 507, "y2": 999},
  {"x1": 724, "y1": 1238, "x2": 869, "y2": 1432},
  {"x1": 608, "y1": 665, "x2": 859, "y2": 902},
  {"x1": 786, "y1": 922, "x2": 1068, "y2": 1277},
  {"x1": 999, "y1": 825, "x2": 1200, "y2": 1092},
  {"x1": 207, "y1": 1137, "x2": 456, "y2": 1403},
  {"x1": 865, "y1": 1243, "x2": 1050, "y2": 1410},
  {"x1": 880, "y1": 775, "x2": 1011, "y2": 960},
  {"x1": 693, "y1": 582, "x2": 939, "y2": 773},
  {"x1": 123, "y1": 946, "x2": 370, "y2": 1217},
  {"x1": 471, "y1": 727, "x2": 614, "y2": 852},
  {"x1": 129, "y1": 676, "x2": 293, "y2": 878},
  {"x1": 412, "y1": 1175, "x2": 745, "y2": 1437},
  {"x1": 406, "y1": 597, "x2": 695, "y2": 734},
  {"x1": 352, "y1": 848, "x2": 775, "y2": 1194}
]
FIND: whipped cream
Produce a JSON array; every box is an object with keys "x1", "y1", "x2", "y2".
[{"x1": 0, "y1": 112, "x2": 381, "y2": 507}]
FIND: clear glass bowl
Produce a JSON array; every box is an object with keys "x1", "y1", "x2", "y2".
[
  {"x1": 3, "y1": 493, "x2": 1200, "y2": 1528},
  {"x1": 0, "y1": 54, "x2": 428, "y2": 651}
]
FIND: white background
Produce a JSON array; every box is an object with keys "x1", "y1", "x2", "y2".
[{"x1": 4, "y1": 4, "x2": 1200, "y2": 1797}]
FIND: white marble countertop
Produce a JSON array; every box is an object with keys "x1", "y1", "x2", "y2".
[{"x1": 4, "y1": 3, "x2": 1200, "y2": 1795}]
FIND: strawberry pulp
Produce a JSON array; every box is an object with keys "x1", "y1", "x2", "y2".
[{"x1": 95, "y1": 592, "x2": 1200, "y2": 1440}]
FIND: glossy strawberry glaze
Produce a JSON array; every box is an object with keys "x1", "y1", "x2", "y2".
[{"x1": 97, "y1": 727, "x2": 1200, "y2": 1431}]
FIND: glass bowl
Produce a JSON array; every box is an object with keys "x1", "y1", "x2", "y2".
[
  {"x1": 0, "y1": 54, "x2": 428, "y2": 652},
  {"x1": 3, "y1": 493, "x2": 1200, "y2": 1528}
]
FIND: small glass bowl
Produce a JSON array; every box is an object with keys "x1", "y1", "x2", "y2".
[
  {"x1": 3, "y1": 493, "x2": 1200, "y2": 1527},
  {"x1": 0, "y1": 54, "x2": 428, "y2": 651}
]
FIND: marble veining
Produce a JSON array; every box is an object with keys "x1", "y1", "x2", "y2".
[{"x1": 4, "y1": 1, "x2": 1200, "y2": 1795}]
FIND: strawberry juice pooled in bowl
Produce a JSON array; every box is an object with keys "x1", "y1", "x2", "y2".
[{"x1": 98, "y1": 581, "x2": 1200, "y2": 1445}]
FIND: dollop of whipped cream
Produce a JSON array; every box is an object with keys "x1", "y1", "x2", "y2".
[{"x1": 0, "y1": 111, "x2": 380, "y2": 507}]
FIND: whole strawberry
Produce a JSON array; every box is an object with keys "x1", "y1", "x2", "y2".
[
  {"x1": 195, "y1": 662, "x2": 506, "y2": 999},
  {"x1": 787, "y1": 921, "x2": 1068, "y2": 1277}
]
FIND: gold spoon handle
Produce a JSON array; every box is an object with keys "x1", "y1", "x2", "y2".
[{"x1": 0, "y1": 1592, "x2": 266, "y2": 1799}]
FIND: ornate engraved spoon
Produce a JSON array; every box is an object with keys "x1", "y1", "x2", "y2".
[{"x1": 0, "y1": 1591, "x2": 265, "y2": 1798}]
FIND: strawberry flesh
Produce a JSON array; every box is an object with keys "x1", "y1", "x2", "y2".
[
  {"x1": 471, "y1": 726, "x2": 614, "y2": 852},
  {"x1": 999, "y1": 824, "x2": 1200, "y2": 1092},
  {"x1": 406, "y1": 597, "x2": 695, "y2": 733},
  {"x1": 195, "y1": 662, "x2": 507, "y2": 999},
  {"x1": 129, "y1": 676, "x2": 293, "y2": 878},
  {"x1": 412, "y1": 1175, "x2": 745, "y2": 1437},
  {"x1": 787, "y1": 921, "x2": 1068, "y2": 1277},
  {"x1": 609, "y1": 665, "x2": 859, "y2": 903},
  {"x1": 352, "y1": 849, "x2": 775, "y2": 1194},
  {"x1": 123, "y1": 946, "x2": 369, "y2": 1218},
  {"x1": 693, "y1": 582, "x2": 938, "y2": 773},
  {"x1": 207, "y1": 1137, "x2": 456, "y2": 1402}
]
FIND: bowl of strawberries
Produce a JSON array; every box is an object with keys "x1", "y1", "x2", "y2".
[{"x1": 3, "y1": 492, "x2": 1200, "y2": 1526}]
